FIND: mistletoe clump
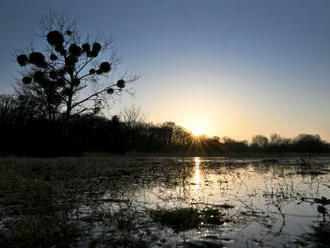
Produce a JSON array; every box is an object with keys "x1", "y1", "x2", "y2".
[
  {"x1": 47, "y1": 31, "x2": 64, "y2": 47},
  {"x1": 50, "y1": 54, "x2": 58, "y2": 61},
  {"x1": 22, "y1": 76, "x2": 32, "y2": 84},
  {"x1": 117, "y1": 79, "x2": 125, "y2": 89},
  {"x1": 69, "y1": 44, "x2": 81, "y2": 57},
  {"x1": 99, "y1": 62, "x2": 111, "y2": 73},
  {"x1": 17, "y1": 54, "x2": 28, "y2": 66},
  {"x1": 107, "y1": 88, "x2": 114, "y2": 94},
  {"x1": 82, "y1": 43, "x2": 90, "y2": 54},
  {"x1": 16, "y1": 28, "x2": 130, "y2": 121},
  {"x1": 29, "y1": 52, "x2": 47, "y2": 68}
]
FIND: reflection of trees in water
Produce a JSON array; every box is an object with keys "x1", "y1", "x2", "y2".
[
  {"x1": 148, "y1": 159, "x2": 330, "y2": 246},
  {"x1": 298, "y1": 220, "x2": 330, "y2": 247},
  {"x1": 310, "y1": 221, "x2": 330, "y2": 247}
]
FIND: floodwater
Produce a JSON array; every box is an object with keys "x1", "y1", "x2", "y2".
[{"x1": 82, "y1": 157, "x2": 330, "y2": 247}]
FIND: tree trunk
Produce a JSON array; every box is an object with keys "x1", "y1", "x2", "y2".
[{"x1": 62, "y1": 93, "x2": 72, "y2": 137}]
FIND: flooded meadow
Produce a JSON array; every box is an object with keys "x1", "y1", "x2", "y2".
[{"x1": 0, "y1": 156, "x2": 330, "y2": 247}]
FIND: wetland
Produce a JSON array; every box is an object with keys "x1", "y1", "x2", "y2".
[{"x1": 0, "y1": 155, "x2": 330, "y2": 247}]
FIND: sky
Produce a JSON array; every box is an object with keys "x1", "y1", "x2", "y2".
[{"x1": 1, "y1": 0, "x2": 330, "y2": 141}]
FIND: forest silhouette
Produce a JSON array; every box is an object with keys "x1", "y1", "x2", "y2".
[{"x1": 1, "y1": 93, "x2": 329, "y2": 156}]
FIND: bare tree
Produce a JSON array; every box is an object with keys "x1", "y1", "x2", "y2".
[
  {"x1": 269, "y1": 133, "x2": 284, "y2": 146},
  {"x1": 15, "y1": 12, "x2": 139, "y2": 131},
  {"x1": 0, "y1": 93, "x2": 47, "y2": 125},
  {"x1": 251, "y1": 135, "x2": 269, "y2": 148},
  {"x1": 120, "y1": 105, "x2": 144, "y2": 126},
  {"x1": 0, "y1": 94, "x2": 17, "y2": 125}
]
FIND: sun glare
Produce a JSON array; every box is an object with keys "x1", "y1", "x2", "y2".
[{"x1": 190, "y1": 126, "x2": 204, "y2": 136}]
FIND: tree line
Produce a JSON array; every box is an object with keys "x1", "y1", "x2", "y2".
[{"x1": 1, "y1": 93, "x2": 329, "y2": 156}]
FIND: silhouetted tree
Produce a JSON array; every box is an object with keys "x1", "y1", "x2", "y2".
[
  {"x1": 269, "y1": 133, "x2": 284, "y2": 146},
  {"x1": 221, "y1": 137, "x2": 249, "y2": 152},
  {"x1": 171, "y1": 125, "x2": 192, "y2": 146},
  {"x1": 293, "y1": 134, "x2": 327, "y2": 153},
  {"x1": 120, "y1": 105, "x2": 144, "y2": 127},
  {"x1": 15, "y1": 12, "x2": 138, "y2": 134},
  {"x1": 251, "y1": 135, "x2": 269, "y2": 151},
  {"x1": 0, "y1": 93, "x2": 46, "y2": 125},
  {"x1": 267, "y1": 133, "x2": 289, "y2": 152},
  {"x1": 0, "y1": 94, "x2": 17, "y2": 125}
]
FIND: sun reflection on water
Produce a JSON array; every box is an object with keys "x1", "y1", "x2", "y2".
[
  {"x1": 100, "y1": 157, "x2": 330, "y2": 248},
  {"x1": 194, "y1": 157, "x2": 201, "y2": 184}
]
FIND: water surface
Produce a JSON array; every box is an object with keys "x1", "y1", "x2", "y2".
[{"x1": 89, "y1": 156, "x2": 330, "y2": 247}]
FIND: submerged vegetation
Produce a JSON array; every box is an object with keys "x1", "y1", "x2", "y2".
[
  {"x1": 150, "y1": 206, "x2": 230, "y2": 232},
  {"x1": 150, "y1": 208, "x2": 201, "y2": 232},
  {"x1": 0, "y1": 156, "x2": 329, "y2": 247}
]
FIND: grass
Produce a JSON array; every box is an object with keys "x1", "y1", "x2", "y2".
[
  {"x1": 89, "y1": 233, "x2": 148, "y2": 248},
  {"x1": 218, "y1": 203, "x2": 235, "y2": 209},
  {"x1": 0, "y1": 156, "x2": 198, "y2": 246},
  {"x1": 0, "y1": 155, "x2": 328, "y2": 247},
  {"x1": 200, "y1": 208, "x2": 227, "y2": 225},
  {"x1": 0, "y1": 216, "x2": 79, "y2": 248},
  {"x1": 149, "y1": 206, "x2": 229, "y2": 232},
  {"x1": 0, "y1": 157, "x2": 151, "y2": 247},
  {"x1": 150, "y1": 207, "x2": 200, "y2": 232}
]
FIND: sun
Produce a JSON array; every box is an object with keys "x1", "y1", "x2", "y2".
[{"x1": 190, "y1": 126, "x2": 204, "y2": 136}]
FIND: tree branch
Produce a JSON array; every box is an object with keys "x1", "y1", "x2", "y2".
[
  {"x1": 75, "y1": 57, "x2": 94, "y2": 77},
  {"x1": 71, "y1": 83, "x2": 118, "y2": 109}
]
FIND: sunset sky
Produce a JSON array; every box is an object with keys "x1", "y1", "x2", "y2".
[{"x1": 1, "y1": 0, "x2": 330, "y2": 141}]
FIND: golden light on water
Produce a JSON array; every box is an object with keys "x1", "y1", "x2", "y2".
[{"x1": 194, "y1": 157, "x2": 201, "y2": 184}]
